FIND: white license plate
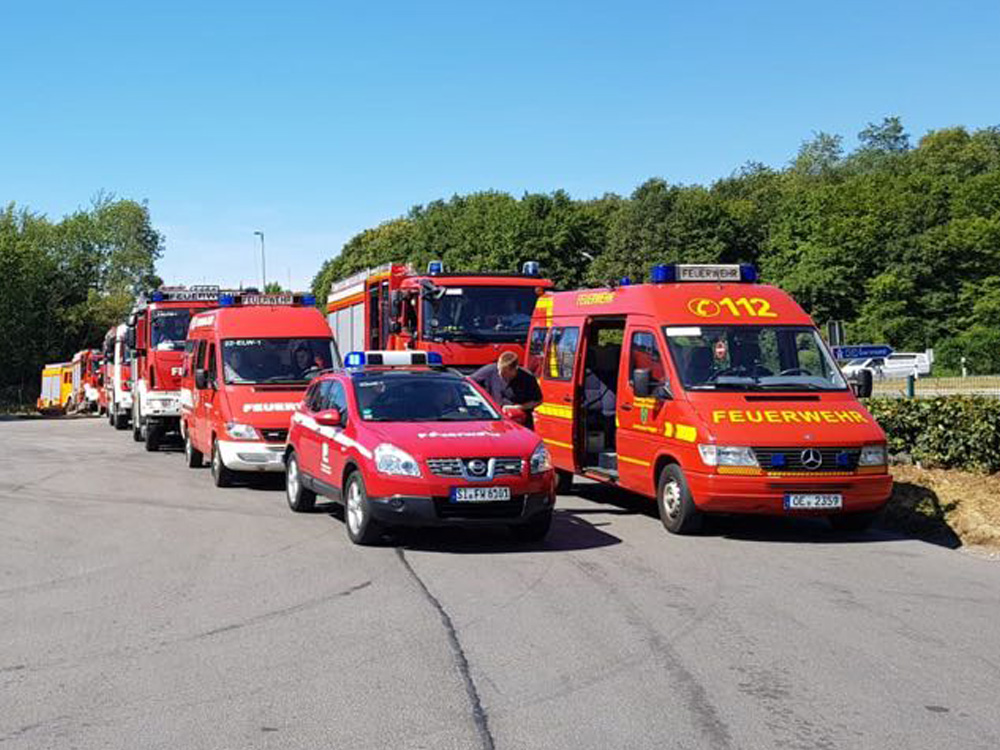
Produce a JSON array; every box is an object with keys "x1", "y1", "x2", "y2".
[
  {"x1": 450, "y1": 486, "x2": 512, "y2": 503},
  {"x1": 784, "y1": 493, "x2": 843, "y2": 510}
]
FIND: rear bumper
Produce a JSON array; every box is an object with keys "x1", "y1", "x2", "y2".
[
  {"x1": 367, "y1": 490, "x2": 555, "y2": 527},
  {"x1": 687, "y1": 471, "x2": 893, "y2": 515},
  {"x1": 217, "y1": 440, "x2": 286, "y2": 472}
]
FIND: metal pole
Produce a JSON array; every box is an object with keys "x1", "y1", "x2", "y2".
[{"x1": 254, "y1": 231, "x2": 266, "y2": 289}]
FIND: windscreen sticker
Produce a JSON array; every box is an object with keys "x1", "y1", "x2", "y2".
[
  {"x1": 226, "y1": 339, "x2": 263, "y2": 347},
  {"x1": 444, "y1": 288, "x2": 463, "y2": 295},
  {"x1": 666, "y1": 326, "x2": 702, "y2": 337},
  {"x1": 687, "y1": 297, "x2": 778, "y2": 319},
  {"x1": 712, "y1": 409, "x2": 868, "y2": 425}
]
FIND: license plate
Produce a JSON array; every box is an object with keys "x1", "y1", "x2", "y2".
[
  {"x1": 450, "y1": 486, "x2": 512, "y2": 503},
  {"x1": 784, "y1": 493, "x2": 843, "y2": 510}
]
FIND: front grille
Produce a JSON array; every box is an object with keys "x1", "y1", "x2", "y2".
[
  {"x1": 426, "y1": 457, "x2": 524, "y2": 479},
  {"x1": 261, "y1": 428, "x2": 288, "y2": 443},
  {"x1": 434, "y1": 497, "x2": 526, "y2": 519},
  {"x1": 753, "y1": 447, "x2": 860, "y2": 473}
]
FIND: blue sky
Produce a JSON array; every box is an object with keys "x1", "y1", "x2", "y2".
[{"x1": 2, "y1": 0, "x2": 998, "y2": 290}]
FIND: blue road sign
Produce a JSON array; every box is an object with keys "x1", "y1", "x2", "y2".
[{"x1": 831, "y1": 345, "x2": 894, "y2": 360}]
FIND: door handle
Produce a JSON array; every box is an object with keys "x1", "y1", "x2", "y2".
[
  {"x1": 562, "y1": 395, "x2": 572, "y2": 403},
  {"x1": 621, "y1": 403, "x2": 632, "y2": 411}
]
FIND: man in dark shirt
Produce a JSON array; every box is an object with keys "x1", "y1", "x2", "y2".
[{"x1": 471, "y1": 351, "x2": 542, "y2": 427}]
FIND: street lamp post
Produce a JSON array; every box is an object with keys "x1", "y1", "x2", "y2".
[{"x1": 254, "y1": 231, "x2": 266, "y2": 290}]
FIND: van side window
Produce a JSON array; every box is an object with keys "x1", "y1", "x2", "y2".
[
  {"x1": 629, "y1": 331, "x2": 666, "y2": 387},
  {"x1": 183, "y1": 340, "x2": 196, "y2": 377},
  {"x1": 196, "y1": 340, "x2": 207, "y2": 371},
  {"x1": 207, "y1": 344, "x2": 217, "y2": 384},
  {"x1": 526, "y1": 327, "x2": 548, "y2": 377},
  {"x1": 546, "y1": 327, "x2": 579, "y2": 381}
]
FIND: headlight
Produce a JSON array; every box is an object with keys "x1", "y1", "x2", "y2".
[
  {"x1": 530, "y1": 443, "x2": 552, "y2": 474},
  {"x1": 698, "y1": 444, "x2": 758, "y2": 467},
  {"x1": 374, "y1": 443, "x2": 422, "y2": 477},
  {"x1": 858, "y1": 444, "x2": 887, "y2": 466},
  {"x1": 226, "y1": 422, "x2": 260, "y2": 440}
]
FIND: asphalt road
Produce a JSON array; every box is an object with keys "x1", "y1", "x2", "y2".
[{"x1": 2, "y1": 418, "x2": 1000, "y2": 750}]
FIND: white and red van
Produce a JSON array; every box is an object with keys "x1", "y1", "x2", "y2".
[
  {"x1": 103, "y1": 323, "x2": 133, "y2": 430},
  {"x1": 180, "y1": 292, "x2": 340, "y2": 487}
]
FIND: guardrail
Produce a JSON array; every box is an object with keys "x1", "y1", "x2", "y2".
[{"x1": 871, "y1": 376, "x2": 1000, "y2": 399}]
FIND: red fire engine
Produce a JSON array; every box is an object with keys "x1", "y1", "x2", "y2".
[
  {"x1": 125, "y1": 286, "x2": 229, "y2": 450},
  {"x1": 326, "y1": 261, "x2": 553, "y2": 372},
  {"x1": 69, "y1": 349, "x2": 103, "y2": 414},
  {"x1": 103, "y1": 323, "x2": 133, "y2": 429}
]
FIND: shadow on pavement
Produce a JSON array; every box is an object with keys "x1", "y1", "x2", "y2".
[
  {"x1": 313, "y1": 506, "x2": 622, "y2": 554},
  {"x1": 568, "y1": 478, "x2": 962, "y2": 549}
]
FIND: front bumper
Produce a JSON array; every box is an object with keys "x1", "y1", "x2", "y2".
[
  {"x1": 367, "y1": 491, "x2": 554, "y2": 527},
  {"x1": 143, "y1": 391, "x2": 181, "y2": 418},
  {"x1": 217, "y1": 439, "x2": 286, "y2": 472},
  {"x1": 687, "y1": 471, "x2": 893, "y2": 515},
  {"x1": 117, "y1": 392, "x2": 133, "y2": 410}
]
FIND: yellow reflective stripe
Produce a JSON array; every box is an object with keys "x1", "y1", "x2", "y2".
[
  {"x1": 717, "y1": 466, "x2": 764, "y2": 476},
  {"x1": 630, "y1": 424, "x2": 658, "y2": 433},
  {"x1": 619, "y1": 455, "x2": 651, "y2": 467},
  {"x1": 675, "y1": 424, "x2": 697, "y2": 443},
  {"x1": 536, "y1": 296, "x2": 553, "y2": 326},
  {"x1": 542, "y1": 437, "x2": 574, "y2": 450},
  {"x1": 663, "y1": 422, "x2": 674, "y2": 437},
  {"x1": 536, "y1": 402, "x2": 573, "y2": 420},
  {"x1": 767, "y1": 470, "x2": 855, "y2": 477}
]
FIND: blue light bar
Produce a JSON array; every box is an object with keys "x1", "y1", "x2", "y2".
[
  {"x1": 427, "y1": 352, "x2": 443, "y2": 365},
  {"x1": 345, "y1": 351, "x2": 366, "y2": 368},
  {"x1": 301, "y1": 294, "x2": 317, "y2": 306},
  {"x1": 740, "y1": 264, "x2": 759, "y2": 283},
  {"x1": 427, "y1": 260, "x2": 444, "y2": 275},
  {"x1": 651, "y1": 264, "x2": 675, "y2": 284},
  {"x1": 151, "y1": 291, "x2": 165, "y2": 302},
  {"x1": 620, "y1": 277, "x2": 632, "y2": 286},
  {"x1": 218, "y1": 294, "x2": 235, "y2": 306}
]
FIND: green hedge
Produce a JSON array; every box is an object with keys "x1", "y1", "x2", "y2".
[{"x1": 864, "y1": 397, "x2": 1000, "y2": 473}]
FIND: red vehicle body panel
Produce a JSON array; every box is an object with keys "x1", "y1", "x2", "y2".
[{"x1": 528, "y1": 279, "x2": 893, "y2": 521}]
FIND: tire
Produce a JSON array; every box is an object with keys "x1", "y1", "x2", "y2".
[
  {"x1": 344, "y1": 471, "x2": 382, "y2": 545},
  {"x1": 144, "y1": 421, "x2": 161, "y2": 452},
  {"x1": 108, "y1": 404, "x2": 115, "y2": 426},
  {"x1": 285, "y1": 451, "x2": 316, "y2": 512},
  {"x1": 555, "y1": 469, "x2": 574, "y2": 495},
  {"x1": 829, "y1": 511, "x2": 878, "y2": 533},
  {"x1": 184, "y1": 430, "x2": 203, "y2": 468},
  {"x1": 113, "y1": 408, "x2": 129, "y2": 431},
  {"x1": 132, "y1": 405, "x2": 143, "y2": 442},
  {"x1": 211, "y1": 438, "x2": 236, "y2": 488},
  {"x1": 657, "y1": 463, "x2": 702, "y2": 534},
  {"x1": 510, "y1": 510, "x2": 553, "y2": 542}
]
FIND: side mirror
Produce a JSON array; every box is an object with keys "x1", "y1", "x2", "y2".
[
  {"x1": 314, "y1": 408, "x2": 342, "y2": 427},
  {"x1": 851, "y1": 369, "x2": 873, "y2": 399},
  {"x1": 389, "y1": 291, "x2": 401, "y2": 319},
  {"x1": 195, "y1": 369, "x2": 209, "y2": 390},
  {"x1": 653, "y1": 383, "x2": 673, "y2": 401},
  {"x1": 125, "y1": 326, "x2": 136, "y2": 349},
  {"x1": 633, "y1": 369, "x2": 652, "y2": 398}
]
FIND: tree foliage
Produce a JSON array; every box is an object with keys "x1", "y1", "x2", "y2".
[
  {"x1": 313, "y1": 119, "x2": 1000, "y2": 373},
  {"x1": 0, "y1": 197, "x2": 163, "y2": 406}
]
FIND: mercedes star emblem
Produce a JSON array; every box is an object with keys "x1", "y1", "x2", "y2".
[{"x1": 800, "y1": 448, "x2": 823, "y2": 470}]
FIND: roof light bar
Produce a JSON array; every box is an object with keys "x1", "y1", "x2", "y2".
[
  {"x1": 650, "y1": 264, "x2": 758, "y2": 284},
  {"x1": 345, "y1": 350, "x2": 443, "y2": 368}
]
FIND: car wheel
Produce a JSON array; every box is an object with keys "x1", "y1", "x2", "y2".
[
  {"x1": 344, "y1": 472, "x2": 382, "y2": 545},
  {"x1": 829, "y1": 511, "x2": 878, "y2": 533},
  {"x1": 114, "y1": 409, "x2": 129, "y2": 430},
  {"x1": 185, "y1": 430, "x2": 203, "y2": 468},
  {"x1": 657, "y1": 463, "x2": 702, "y2": 534},
  {"x1": 144, "y1": 421, "x2": 160, "y2": 452},
  {"x1": 510, "y1": 510, "x2": 553, "y2": 542},
  {"x1": 285, "y1": 452, "x2": 317, "y2": 512},
  {"x1": 211, "y1": 438, "x2": 235, "y2": 488},
  {"x1": 132, "y1": 405, "x2": 143, "y2": 442},
  {"x1": 555, "y1": 469, "x2": 573, "y2": 495}
]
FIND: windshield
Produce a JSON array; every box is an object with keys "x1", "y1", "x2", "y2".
[
  {"x1": 354, "y1": 374, "x2": 501, "y2": 422},
  {"x1": 151, "y1": 309, "x2": 193, "y2": 350},
  {"x1": 664, "y1": 325, "x2": 847, "y2": 391},
  {"x1": 222, "y1": 338, "x2": 339, "y2": 384},
  {"x1": 422, "y1": 286, "x2": 538, "y2": 343}
]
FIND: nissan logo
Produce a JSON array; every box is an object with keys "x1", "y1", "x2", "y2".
[
  {"x1": 467, "y1": 459, "x2": 488, "y2": 476},
  {"x1": 800, "y1": 449, "x2": 823, "y2": 470}
]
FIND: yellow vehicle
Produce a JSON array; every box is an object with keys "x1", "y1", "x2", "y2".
[{"x1": 37, "y1": 362, "x2": 73, "y2": 414}]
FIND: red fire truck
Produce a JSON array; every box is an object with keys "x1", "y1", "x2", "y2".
[
  {"x1": 68, "y1": 349, "x2": 103, "y2": 414},
  {"x1": 103, "y1": 323, "x2": 133, "y2": 429},
  {"x1": 326, "y1": 261, "x2": 553, "y2": 372},
  {"x1": 125, "y1": 286, "x2": 229, "y2": 451}
]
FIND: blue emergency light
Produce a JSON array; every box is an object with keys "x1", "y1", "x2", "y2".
[
  {"x1": 651, "y1": 265, "x2": 676, "y2": 283},
  {"x1": 619, "y1": 277, "x2": 632, "y2": 286},
  {"x1": 219, "y1": 294, "x2": 235, "y2": 306},
  {"x1": 770, "y1": 453, "x2": 787, "y2": 468},
  {"x1": 837, "y1": 452, "x2": 852, "y2": 469},
  {"x1": 301, "y1": 294, "x2": 317, "y2": 306},
  {"x1": 739, "y1": 264, "x2": 758, "y2": 283},
  {"x1": 427, "y1": 260, "x2": 445, "y2": 275},
  {"x1": 151, "y1": 290, "x2": 165, "y2": 302},
  {"x1": 522, "y1": 261, "x2": 540, "y2": 277},
  {"x1": 345, "y1": 351, "x2": 366, "y2": 367}
]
